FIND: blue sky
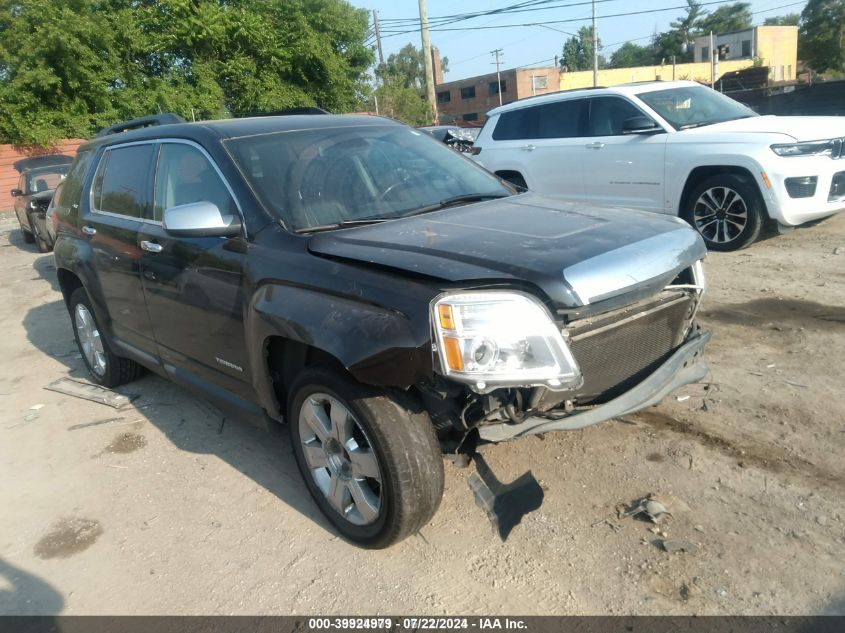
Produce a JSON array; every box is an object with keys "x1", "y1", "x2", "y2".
[{"x1": 348, "y1": 0, "x2": 807, "y2": 80}]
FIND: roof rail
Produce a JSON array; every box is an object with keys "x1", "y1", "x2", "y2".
[
  {"x1": 498, "y1": 85, "x2": 608, "y2": 108},
  {"x1": 241, "y1": 107, "x2": 330, "y2": 117},
  {"x1": 95, "y1": 113, "x2": 186, "y2": 138}
]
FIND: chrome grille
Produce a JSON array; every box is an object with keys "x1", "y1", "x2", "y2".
[
  {"x1": 833, "y1": 139, "x2": 844, "y2": 159},
  {"x1": 566, "y1": 291, "x2": 695, "y2": 404}
]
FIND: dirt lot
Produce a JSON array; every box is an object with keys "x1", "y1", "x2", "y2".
[{"x1": 0, "y1": 212, "x2": 843, "y2": 616}]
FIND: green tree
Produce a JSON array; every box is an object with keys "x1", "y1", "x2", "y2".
[
  {"x1": 696, "y1": 2, "x2": 753, "y2": 34},
  {"x1": 609, "y1": 42, "x2": 656, "y2": 69},
  {"x1": 0, "y1": 0, "x2": 374, "y2": 146},
  {"x1": 373, "y1": 81, "x2": 429, "y2": 126},
  {"x1": 799, "y1": 0, "x2": 845, "y2": 73},
  {"x1": 670, "y1": 0, "x2": 704, "y2": 60},
  {"x1": 378, "y1": 43, "x2": 449, "y2": 94},
  {"x1": 559, "y1": 26, "x2": 605, "y2": 72},
  {"x1": 764, "y1": 13, "x2": 800, "y2": 26}
]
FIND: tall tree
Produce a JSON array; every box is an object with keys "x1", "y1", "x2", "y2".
[
  {"x1": 377, "y1": 43, "x2": 449, "y2": 95},
  {"x1": 0, "y1": 0, "x2": 375, "y2": 146},
  {"x1": 799, "y1": 0, "x2": 845, "y2": 74},
  {"x1": 609, "y1": 42, "x2": 655, "y2": 69},
  {"x1": 559, "y1": 26, "x2": 605, "y2": 72},
  {"x1": 764, "y1": 13, "x2": 800, "y2": 26},
  {"x1": 696, "y1": 2, "x2": 753, "y2": 34},
  {"x1": 670, "y1": 0, "x2": 704, "y2": 60}
]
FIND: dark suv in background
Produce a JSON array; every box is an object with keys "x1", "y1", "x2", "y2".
[
  {"x1": 11, "y1": 155, "x2": 72, "y2": 251},
  {"x1": 52, "y1": 113, "x2": 710, "y2": 548}
]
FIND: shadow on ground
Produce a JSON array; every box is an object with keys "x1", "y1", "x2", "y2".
[
  {"x1": 0, "y1": 558, "x2": 63, "y2": 615},
  {"x1": 22, "y1": 298, "x2": 332, "y2": 539}
]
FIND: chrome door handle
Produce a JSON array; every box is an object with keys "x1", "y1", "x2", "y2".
[
  {"x1": 521, "y1": 144, "x2": 537, "y2": 151},
  {"x1": 81, "y1": 225, "x2": 96, "y2": 236},
  {"x1": 141, "y1": 240, "x2": 163, "y2": 254},
  {"x1": 586, "y1": 142, "x2": 605, "y2": 150}
]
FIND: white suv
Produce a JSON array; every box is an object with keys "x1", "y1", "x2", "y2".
[{"x1": 472, "y1": 80, "x2": 845, "y2": 250}]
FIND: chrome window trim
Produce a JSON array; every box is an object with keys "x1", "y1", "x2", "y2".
[{"x1": 88, "y1": 138, "x2": 247, "y2": 238}]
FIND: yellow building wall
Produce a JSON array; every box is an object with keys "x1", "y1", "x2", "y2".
[
  {"x1": 559, "y1": 59, "x2": 753, "y2": 91},
  {"x1": 755, "y1": 26, "x2": 798, "y2": 81}
]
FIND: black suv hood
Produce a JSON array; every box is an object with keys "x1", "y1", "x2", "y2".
[{"x1": 308, "y1": 193, "x2": 706, "y2": 308}]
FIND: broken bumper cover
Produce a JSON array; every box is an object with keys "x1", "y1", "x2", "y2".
[{"x1": 477, "y1": 330, "x2": 711, "y2": 442}]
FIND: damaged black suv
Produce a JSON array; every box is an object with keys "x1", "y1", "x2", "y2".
[{"x1": 52, "y1": 113, "x2": 710, "y2": 548}]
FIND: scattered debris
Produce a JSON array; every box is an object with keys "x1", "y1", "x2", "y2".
[
  {"x1": 29, "y1": 403, "x2": 45, "y2": 410},
  {"x1": 659, "y1": 539, "x2": 699, "y2": 553},
  {"x1": 620, "y1": 494, "x2": 672, "y2": 524},
  {"x1": 44, "y1": 377, "x2": 138, "y2": 409},
  {"x1": 676, "y1": 395, "x2": 690, "y2": 402},
  {"x1": 67, "y1": 417, "x2": 125, "y2": 431},
  {"x1": 694, "y1": 524, "x2": 705, "y2": 533},
  {"x1": 591, "y1": 518, "x2": 623, "y2": 532},
  {"x1": 834, "y1": 246, "x2": 843, "y2": 255},
  {"x1": 23, "y1": 412, "x2": 39, "y2": 422},
  {"x1": 783, "y1": 379, "x2": 808, "y2": 389}
]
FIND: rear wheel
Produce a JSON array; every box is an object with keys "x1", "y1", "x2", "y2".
[
  {"x1": 683, "y1": 174, "x2": 763, "y2": 251},
  {"x1": 69, "y1": 288, "x2": 143, "y2": 388},
  {"x1": 19, "y1": 217, "x2": 35, "y2": 244},
  {"x1": 288, "y1": 367, "x2": 443, "y2": 548},
  {"x1": 28, "y1": 211, "x2": 51, "y2": 253}
]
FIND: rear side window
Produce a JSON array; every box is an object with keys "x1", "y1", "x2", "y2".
[
  {"x1": 91, "y1": 144, "x2": 154, "y2": 218},
  {"x1": 492, "y1": 99, "x2": 585, "y2": 140},
  {"x1": 58, "y1": 150, "x2": 94, "y2": 208},
  {"x1": 588, "y1": 96, "x2": 646, "y2": 136}
]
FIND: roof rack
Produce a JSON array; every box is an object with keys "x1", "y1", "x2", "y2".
[
  {"x1": 240, "y1": 107, "x2": 330, "y2": 117},
  {"x1": 95, "y1": 113, "x2": 186, "y2": 138}
]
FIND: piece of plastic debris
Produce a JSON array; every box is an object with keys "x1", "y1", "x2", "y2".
[
  {"x1": 676, "y1": 395, "x2": 690, "y2": 402},
  {"x1": 766, "y1": 364, "x2": 776, "y2": 369},
  {"x1": 620, "y1": 494, "x2": 673, "y2": 524},
  {"x1": 29, "y1": 404, "x2": 45, "y2": 410},
  {"x1": 23, "y1": 412, "x2": 39, "y2": 422},
  {"x1": 660, "y1": 539, "x2": 698, "y2": 553},
  {"x1": 783, "y1": 379, "x2": 808, "y2": 389}
]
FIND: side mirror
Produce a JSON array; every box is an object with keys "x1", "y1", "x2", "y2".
[
  {"x1": 622, "y1": 116, "x2": 662, "y2": 135},
  {"x1": 163, "y1": 201, "x2": 242, "y2": 238},
  {"x1": 10, "y1": 189, "x2": 22, "y2": 197}
]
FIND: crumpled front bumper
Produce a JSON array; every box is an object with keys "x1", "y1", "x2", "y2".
[{"x1": 477, "y1": 330, "x2": 711, "y2": 443}]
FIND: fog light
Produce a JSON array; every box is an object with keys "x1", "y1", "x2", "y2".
[{"x1": 785, "y1": 176, "x2": 817, "y2": 199}]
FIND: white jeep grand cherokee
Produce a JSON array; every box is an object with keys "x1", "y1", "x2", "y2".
[{"x1": 472, "y1": 80, "x2": 845, "y2": 251}]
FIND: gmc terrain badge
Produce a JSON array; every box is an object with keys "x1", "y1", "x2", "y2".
[{"x1": 215, "y1": 357, "x2": 243, "y2": 372}]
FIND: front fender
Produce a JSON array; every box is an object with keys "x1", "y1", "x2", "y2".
[
  {"x1": 669, "y1": 150, "x2": 772, "y2": 213},
  {"x1": 247, "y1": 283, "x2": 433, "y2": 414}
]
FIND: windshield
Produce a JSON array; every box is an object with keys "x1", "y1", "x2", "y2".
[
  {"x1": 225, "y1": 124, "x2": 510, "y2": 231},
  {"x1": 636, "y1": 85, "x2": 757, "y2": 130}
]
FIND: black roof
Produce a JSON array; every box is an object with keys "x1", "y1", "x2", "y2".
[
  {"x1": 13, "y1": 154, "x2": 73, "y2": 173},
  {"x1": 81, "y1": 114, "x2": 399, "y2": 152}
]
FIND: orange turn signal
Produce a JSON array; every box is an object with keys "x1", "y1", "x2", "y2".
[
  {"x1": 438, "y1": 304, "x2": 455, "y2": 330},
  {"x1": 442, "y1": 337, "x2": 464, "y2": 371}
]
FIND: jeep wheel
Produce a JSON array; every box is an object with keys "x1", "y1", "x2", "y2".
[
  {"x1": 683, "y1": 174, "x2": 763, "y2": 251},
  {"x1": 288, "y1": 367, "x2": 443, "y2": 548},
  {"x1": 69, "y1": 288, "x2": 143, "y2": 388}
]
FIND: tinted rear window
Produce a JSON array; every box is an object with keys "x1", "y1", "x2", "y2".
[
  {"x1": 92, "y1": 144, "x2": 154, "y2": 218},
  {"x1": 58, "y1": 150, "x2": 94, "y2": 208},
  {"x1": 492, "y1": 99, "x2": 585, "y2": 140}
]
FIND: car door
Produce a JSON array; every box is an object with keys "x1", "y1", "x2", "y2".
[
  {"x1": 137, "y1": 141, "x2": 252, "y2": 400},
  {"x1": 81, "y1": 142, "x2": 157, "y2": 352},
  {"x1": 13, "y1": 173, "x2": 27, "y2": 228},
  {"x1": 580, "y1": 96, "x2": 668, "y2": 213},
  {"x1": 489, "y1": 98, "x2": 588, "y2": 199}
]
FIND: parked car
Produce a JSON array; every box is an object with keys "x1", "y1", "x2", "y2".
[
  {"x1": 419, "y1": 125, "x2": 475, "y2": 153},
  {"x1": 52, "y1": 113, "x2": 710, "y2": 547},
  {"x1": 472, "y1": 80, "x2": 845, "y2": 251},
  {"x1": 11, "y1": 155, "x2": 73, "y2": 252}
]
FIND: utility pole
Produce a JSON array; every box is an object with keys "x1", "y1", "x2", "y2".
[
  {"x1": 491, "y1": 48, "x2": 503, "y2": 106},
  {"x1": 372, "y1": 10, "x2": 384, "y2": 67},
  {"x1": 591, "y1": 0, "x2": 598, "y2": 87},
  {"x1": 418, "y1": 0, "x2": 438, "y2": 125}
]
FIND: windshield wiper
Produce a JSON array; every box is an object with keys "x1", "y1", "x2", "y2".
[
  {"x1": 294, "y1": 218, "x2": 389, "y2": 234},
  {"x1": 395, "y1": 193, "x2": 510, "y2": 219},
  {"x1": 679, "y1": 114, "x2": 756, "y2": 131}
]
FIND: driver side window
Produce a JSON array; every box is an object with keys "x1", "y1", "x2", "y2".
[
  {"x1": 153, "y1": 143, "x2": 237, "y2": 222},
  {"x1": 588, "y1": 97, "x2": 647, "y2": 137}
]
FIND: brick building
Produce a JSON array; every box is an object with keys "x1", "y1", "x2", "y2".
[{"x1": 434, "y1": 66, "x2": 560, "y2": 126}]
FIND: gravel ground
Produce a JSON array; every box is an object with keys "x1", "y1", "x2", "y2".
[{"x1": 0, "y1": 213, "x2": 843, "y2": 616}]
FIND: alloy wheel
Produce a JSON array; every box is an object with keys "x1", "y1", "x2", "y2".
[
  {"x1": 74, "y1": 304, "x2": 107, "y2": 376},
  {"x1": 298, "y1": 393, "x2": 382, "y2": 526},
  {"x1": 693, "y1": 186, "x2": 748, "y2": 245}
]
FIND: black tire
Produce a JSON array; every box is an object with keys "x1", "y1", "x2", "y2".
[
  {"x1": 69, "y1": 287, "x2": 144, "y2": 388},
  {"x1": 28, "y1": 211, "x2": 51, "y2": 253},
  {"x1": 682, "y1": 173, "x2": 764, "y2": 251},
  {"x1": 288, "y1": 367, "x2": 444, "y2": 548},
  {"x1": 20, "y1": 220, "x2": 35, "y2": 244}
]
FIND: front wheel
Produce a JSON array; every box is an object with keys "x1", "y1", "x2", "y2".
[
  {"x1": 28, "y1": 211, "x2": 51, "y2": 253},
  {"x1": 683, "y1": 174, "x2": 764, "y2": 251},
  {"x1": 288, "y1": 367, "x2": 444, "y2": 548}
]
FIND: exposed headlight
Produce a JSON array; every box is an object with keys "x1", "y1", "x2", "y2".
[
  {"x1": 28, "y1": 200, "x2": 37, "y2": 210},
  {"x1": 771, "y1": 141, "x2": 834, "y2": 157},
  {"x1": 431, "y1": 291, "x2": 582, "y2": 393}
]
